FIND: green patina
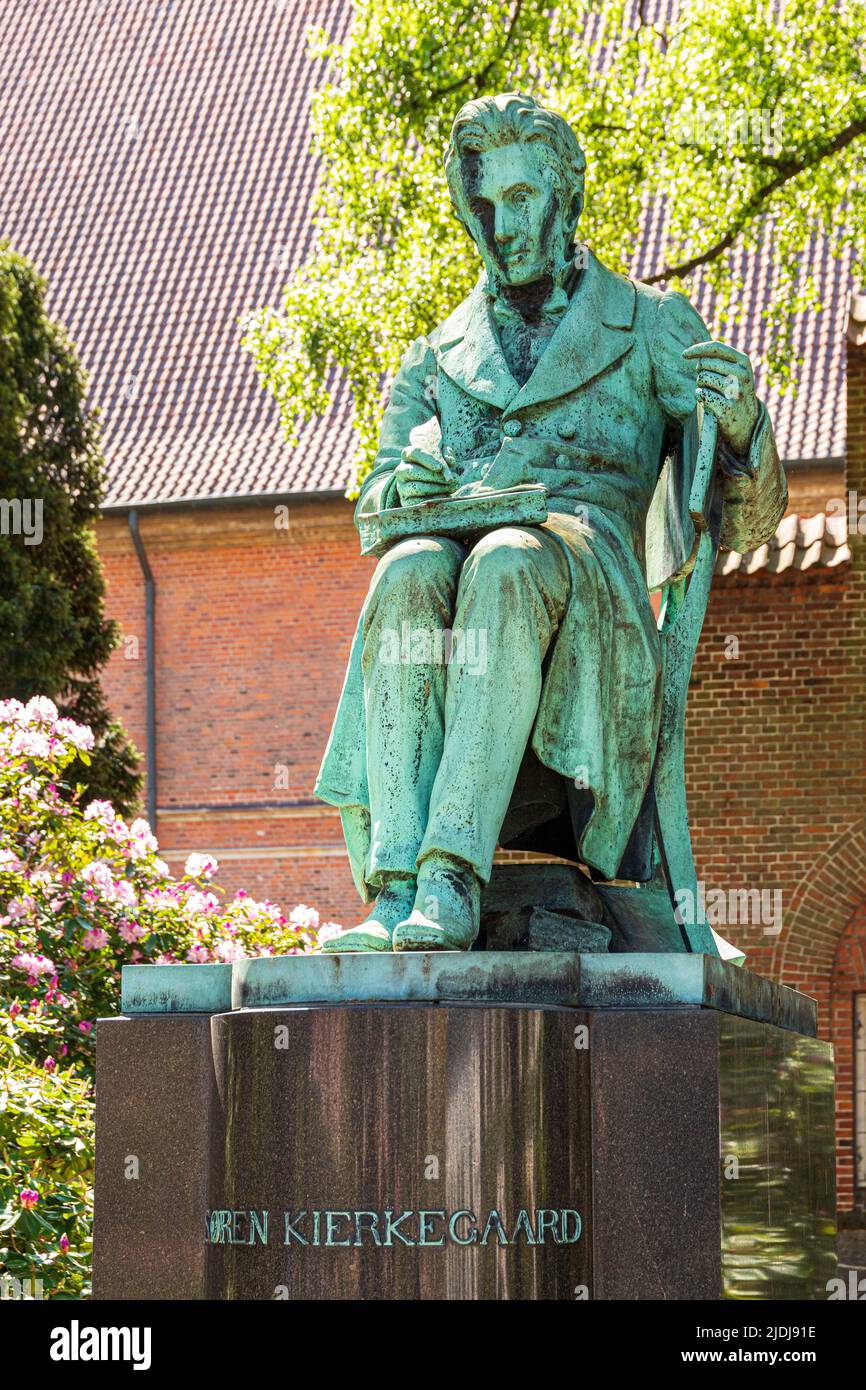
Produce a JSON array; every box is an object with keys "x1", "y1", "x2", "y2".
[{"x1": 314, "y1": 92, "x2": 787, "y2": 956}]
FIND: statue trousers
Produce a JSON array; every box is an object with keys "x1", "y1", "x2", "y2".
[{"x1": 361, "y1": 524, "x2": 571, "y2": 887}]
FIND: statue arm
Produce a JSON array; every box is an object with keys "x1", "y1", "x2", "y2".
[
  {"x1": 651, "y1": 290, "x2": 787, "y2": 552},
  {"x1": 355, "y1": 335, "x2": 439, "y2": 524}
]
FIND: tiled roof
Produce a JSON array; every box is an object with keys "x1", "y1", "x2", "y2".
[
  {"x1": 0, "y1": 0, "x2": 850, "y2": 506},
  {"x1": 716, "y1": 512, "x2": 852, "y2": 576}
]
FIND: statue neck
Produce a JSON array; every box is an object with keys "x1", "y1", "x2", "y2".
[{"x1": 487, "y1": 247, "x2": 582, "y2": 325}]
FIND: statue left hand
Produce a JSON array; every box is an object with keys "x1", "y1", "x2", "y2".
[{"x1": 681, "y1": 340, "x2": 760, "y2": 456}]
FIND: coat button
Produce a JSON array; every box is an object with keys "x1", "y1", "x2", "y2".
[
  {"x1": 557, "y1": 423, "x2": 576, "y2": 440},
  {"x1": 502, "y1": 419, "x2": 522, "y2": 437}
]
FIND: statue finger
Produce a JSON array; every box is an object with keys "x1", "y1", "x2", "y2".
[
  {"x1": 695, "y1": 369, "x2": 747, "y2": 399},
  {"x1": 683, "y1": 339, "x2": 747, "y2": 366}
]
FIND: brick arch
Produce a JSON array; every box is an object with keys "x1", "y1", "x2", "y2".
[{"x1": 771, "y1": 818, "x2": 866, "y2": 981}]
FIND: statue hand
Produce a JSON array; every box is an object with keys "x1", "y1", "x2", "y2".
[
  {"x1": 395, "y1": 444, "x2": 456, "y2": 505},
  {"x1": 682, "y1": 340, "x2": 760, "y2": 457}
]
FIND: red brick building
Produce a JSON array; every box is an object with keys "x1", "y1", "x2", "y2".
[{"x1": 1, "y1": 0, "x2": 863, "y2": 1216}]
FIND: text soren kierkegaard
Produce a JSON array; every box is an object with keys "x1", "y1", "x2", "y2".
[{"x1": 205, "y1": 1207, "x2": 582, "y2": 1248}]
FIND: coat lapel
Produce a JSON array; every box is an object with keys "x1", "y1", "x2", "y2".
[
  {"x1": 437, "y1": 251, "x2": 637, "y2": 417},
  {"x1": 504, "y1": 251, "x2": 637, "y2": 415},
  {"x1": 437, "y1": 281, "x2": 521, "y2": 412}
]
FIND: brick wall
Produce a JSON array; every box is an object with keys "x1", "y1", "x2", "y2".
[
  {"x1": 95, "y1": 353, "x2": 866, "y2": 1208},
  {"x1": 831, "y1": 903, "x2": 866, "y2": 1211},
  {"x1": 96, "y1": 499, "x2": 372, "y2": 927}
]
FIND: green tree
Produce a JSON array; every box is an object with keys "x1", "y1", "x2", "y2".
[
  {"x1": 0, "y1": 244, "x2": 141, "y2": 815},
  {"x1": 243, "y1": 0, "x2": 866, "y2": 492}
]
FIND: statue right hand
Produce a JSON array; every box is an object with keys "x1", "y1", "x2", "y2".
[{"x1": 395, "y1": 445, "x2": 456, "y2": 505}]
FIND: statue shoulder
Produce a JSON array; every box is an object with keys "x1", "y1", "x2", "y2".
[{"x1": 636, "y1": 278, "x2": 710, "y2": 350}]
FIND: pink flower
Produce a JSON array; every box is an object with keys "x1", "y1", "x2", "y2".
[
  {"x1": 9, "y1": 1001, "x2": 21, "y2": 1019},
  {"x1": 214, "y1": 939, "x2": 244, "y2": 962},
  {"x1": 43, "y1": 1056, "x2": 56, "y2": 1072},
  {"x1": 289, "y1": 904, "x2": 320, "y2": 931},
  {"x1": 186, "y1": 944, "x2": 211, "y2": 963},
  {"x1": 114, "y1": 880, "x2": 137, "y2": 908},
  {"x1": 78, "y1": 1021, "x2": 93, "y2": 1034},
  {"x1": 24, "y1": 696, "x2": 58, "y2": 724},
  {"x1": 119, "y1": 920, "x2": 146, "y2": 943},
  {"x1": 19, "y1": 1188, "x2": 39, "y2": 1210},
  {"x1": 184, "y1": 889, "x2": 218, "y2": 916},
  {"x1": 7, "y1": 896, "x2": 36, "y2": 920},
  {"x1": 9, "y1": 728, "x2": 51, "y2": 759},
  {"x1": 317, "y1": 922, "x2": 344, "y2": 944},
  {"x1": 81, "y1": 860, "x2": 114, "y2": 893},
  {"x1": 81, "y1": 927, "x2": 109, "y2": 951},
  {"x1": 11, "y1": 952, "x2": 55, "y2": 977},
  {"x1": 59, "y1": 1234, "x2": 70, "y2": 1252},
  {"x1": 185, "y1": 852, "x2": 218, "y2": 880},
  {"x1": 57, "y1": 1044, "x2": 68, "y2": 1057},
  {"x1": 55, "y1": 718, "x2": 95, "y2": 751},
  {"x1": 128, "y1": 818, "x2": 158, "y2": 857}
]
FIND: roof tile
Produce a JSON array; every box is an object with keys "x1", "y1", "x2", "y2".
[{"x1": 0, "y1": 0, "x2": 850, "y2": 506}]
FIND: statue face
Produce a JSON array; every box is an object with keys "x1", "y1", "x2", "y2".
[{"x1": 459, "y1": 141, "x2": 571, "y2": 288}]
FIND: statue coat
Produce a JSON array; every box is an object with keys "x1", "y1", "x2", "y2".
[{"x1": 315, "y1": 249, "x2": 787, "y2": 896}]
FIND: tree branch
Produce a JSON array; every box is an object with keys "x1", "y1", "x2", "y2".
[
  {"x1": 408, "y1": 0, "x2": 524, "y2": 109},
  {"x1": 645, "y1": 116, "x2": 866, "y2": 283}
]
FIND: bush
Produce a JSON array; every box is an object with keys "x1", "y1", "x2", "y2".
[
  {"x1": 0, "y1": 695, "x2": 342, "y2": 1296},
  {"x1": 0, "y1": 1043, "x2": 93, "y2": 1299}
]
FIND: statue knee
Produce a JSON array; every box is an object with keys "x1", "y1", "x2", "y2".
[
  {"x1": 369, "y1": 536, "x2": 462, "y2": 613},
  {"x1": 464, "y1": 528, "x2": 539, "y2": 589}
]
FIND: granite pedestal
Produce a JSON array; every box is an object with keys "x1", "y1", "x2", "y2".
[{"x1": 93, "y1": 954, "x2": 836, "y2": 1301}]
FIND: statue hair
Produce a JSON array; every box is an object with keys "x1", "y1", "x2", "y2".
[{"x1": 444, "y1": 92, "x2": 586, "y2": 229}]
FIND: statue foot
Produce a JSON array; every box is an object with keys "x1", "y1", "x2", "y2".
[
  {"x1": 320, "y1": 876, "x2": 416, "y2": 953},
  {"x1": 392, "y1": 855, "x2": 481, "y2": 952}
]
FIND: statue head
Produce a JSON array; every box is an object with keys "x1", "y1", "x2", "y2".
[{"x1": 444, "y1": 92, "x2": 586, "y2": 293}]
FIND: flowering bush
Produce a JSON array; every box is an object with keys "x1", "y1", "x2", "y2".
[
  {"x1": 0, "y1": 1044, "x2": 93, "y2": 1299},
  {"x1": 0, "y1": 696, "x2": 342, "y2": 1296}
]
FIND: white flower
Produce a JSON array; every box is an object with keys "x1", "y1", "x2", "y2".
[
  {"x1": 185, "y1": 853, "x2": 218, "y2": 880},
  {"x1": 24, "y1": 696, "x2": 58, "y2": 725}
]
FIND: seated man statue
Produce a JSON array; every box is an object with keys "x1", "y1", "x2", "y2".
[{"x1": 315, "y1": 91, "x2": 786, "y2": 953}]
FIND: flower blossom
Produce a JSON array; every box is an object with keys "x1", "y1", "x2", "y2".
[
  {"x1": 184, "y1": 852, "x2": 218, "y2": 880},
  {"x1": 11, "y1": 952, "x2": 55, "y2": 977},
  {"x1": 81, "y1": 927, "x2": 109, "y2": 951},
  {"x1": 289, "y1": 904, "x2": 320, "y2": 931}
]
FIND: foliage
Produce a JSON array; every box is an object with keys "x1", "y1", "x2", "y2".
[
  {"x1": 0, "y1": 696, "x2": 341, "y2": 1297},
  {"x1": 0, "y1": 243, "x2": 140, "y2": 814},
  {"x1": 0, "y1": 1048, "x2": 93, "y2": 1300},
  {"x1": 243, "y1": 0, "x2": 866, "y2": 491}
]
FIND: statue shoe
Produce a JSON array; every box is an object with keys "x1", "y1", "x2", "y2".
[
  {"x1": 320, "y1": 876, "x2": 416, "y2": 953},
  {"x1": 392, "y1": 855, "x2": 481, "y2": 952}
]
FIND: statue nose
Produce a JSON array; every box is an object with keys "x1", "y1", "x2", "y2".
[{"x1": 494, "y1": 208, "x2": 514, "y2": 244}]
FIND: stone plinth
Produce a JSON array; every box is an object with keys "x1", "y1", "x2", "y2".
[{"x1": 93, "y1": 954, "x2": 836, "y2": 1301}]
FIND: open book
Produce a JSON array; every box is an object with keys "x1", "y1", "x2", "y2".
[{"x1": 358, "y1": 484, "x2": 550, "y2": 558}]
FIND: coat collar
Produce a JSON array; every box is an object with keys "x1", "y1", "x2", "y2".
[{"x1": 436, "y1": 248, "x2": 636, "y2": 415}]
